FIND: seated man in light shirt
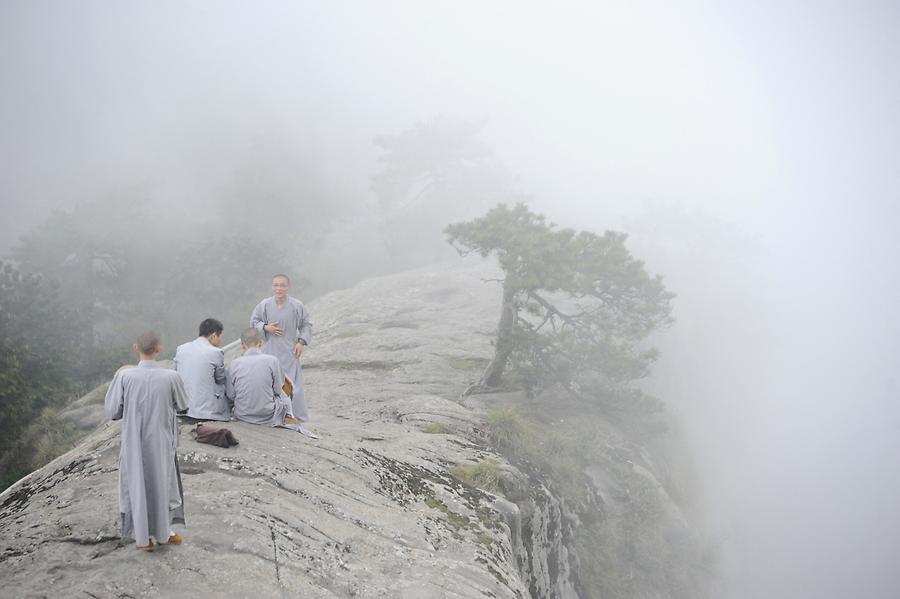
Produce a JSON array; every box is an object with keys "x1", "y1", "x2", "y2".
[{"x1": 174, "y1": 318, "x2": 230, "y2": 421}]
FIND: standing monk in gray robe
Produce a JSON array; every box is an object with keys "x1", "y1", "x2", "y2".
[
  {"x1": 251, "y1": 274, "x2": 312, "y2": 421},
  {"x1": 226, "y1": 328, "x2": 300, "y2": 428},
  {"x1": 174, "y1": 317, "x2": 229, "y2": 421},
  {"x1": 105, "y1": 331, "x2": 189, "y2": 551}
]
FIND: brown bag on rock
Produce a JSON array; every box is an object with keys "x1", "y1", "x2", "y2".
[{"x1": 190, "y1": 423, "x2": 239, "y2": 448}]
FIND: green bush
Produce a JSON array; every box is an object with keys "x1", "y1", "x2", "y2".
[
  {"x1": 484, "y1": 406, "x2": 530, "y2": 453},
  {"x1": 449, "y1": 459, "x2": 505, "y2": 494}
]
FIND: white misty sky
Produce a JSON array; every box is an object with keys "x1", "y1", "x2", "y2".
[{"x1": 1, "y1": 2, "x2": 898, "y2": 598}]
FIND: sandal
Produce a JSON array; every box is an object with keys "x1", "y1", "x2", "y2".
[{"x1": 136, "y1": 540, "x2": 156, "y2": 552}]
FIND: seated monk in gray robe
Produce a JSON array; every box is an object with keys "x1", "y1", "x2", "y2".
[
  {"x1": 226, "y1": 328, "x2": 301, "y2": 429},
  {"x1": 104, "y1": 331, "x2": 188, "y2": 551}
]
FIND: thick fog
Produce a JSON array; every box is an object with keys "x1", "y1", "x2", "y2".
[{"x1": 2, "y1": 2, "x2": 899, "y2": 597}]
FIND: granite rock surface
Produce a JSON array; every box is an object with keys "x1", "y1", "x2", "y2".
[{"x1": 0, "y1": 258, "x2": 585, "y2": 599}]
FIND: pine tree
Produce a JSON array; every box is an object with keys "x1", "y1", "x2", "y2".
[{"x1": 445, "y1": 203, "x2": 674, "y2": 405}]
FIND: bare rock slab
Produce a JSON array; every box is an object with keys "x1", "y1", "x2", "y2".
[{"x1": 1, "y1": 259, "x2": 540, "y2": 599}]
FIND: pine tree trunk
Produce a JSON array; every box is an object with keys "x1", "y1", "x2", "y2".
[{"x1": 480, "y1": 281, "x2": 517, "y2": 388}]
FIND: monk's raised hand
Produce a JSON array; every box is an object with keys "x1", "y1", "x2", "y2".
[{"x1": 265, "y1": 322, "x2": 284, "y2": 336}]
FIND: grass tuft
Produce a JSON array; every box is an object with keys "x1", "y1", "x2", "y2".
[
  {"x1": 484, "y1": 406, "x2": 530, "y2": 453},
  {"x1": 447, "y1": 356, "x2": 491, "y2": 370},
  {"x1": 449, "y1": 459, "x2": 504, "y2": 494},
  {"x1": 421, "y1": 422, "x2": 452, "y2": 434}
]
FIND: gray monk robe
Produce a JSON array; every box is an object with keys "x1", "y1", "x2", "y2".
[
  {"x1": 225, "y1": 348, "x2": 293, "y2": 427},
  {"x1": 174, "y1": 336, "x2": 229, "y2": 420},
  {"x1": 251, "y1": 295, "x2": 312, "y2": 420},
  {"x1": 104, "y1": 361, "x2": 189, "y2": 545}
]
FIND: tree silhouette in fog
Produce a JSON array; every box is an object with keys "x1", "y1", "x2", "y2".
[{"x1": 446, "y1": 203, "x2": 674, "y2": 426}]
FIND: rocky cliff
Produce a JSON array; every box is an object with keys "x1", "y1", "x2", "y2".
[{"x1": 0, "y1": 259, "x2": 696, "y2": 599}]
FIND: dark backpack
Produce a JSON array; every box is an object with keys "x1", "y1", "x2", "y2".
[{"x1": 190, "y1": 423, "x2": 239, "y2": 448}]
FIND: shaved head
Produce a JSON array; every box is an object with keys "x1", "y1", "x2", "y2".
[
  {"x1": 241, "y1": 327, "x2": 262, "y2": 346},
  {"x1": 272, "y1": 274, "x2": 290, "y2": 286},
  {"x1": 136, "y1": 331, "x2": 160, "y2": 355}
]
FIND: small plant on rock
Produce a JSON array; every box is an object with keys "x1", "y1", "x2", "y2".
[
  {"x1": 484, "y1": 406, "x2": 530, "y2": 454},
  {"x1": 450, "y1": 459, "x2": 505, "y2": 494},
  {"x1": 421, "y1": 422, "x2": 452, "y2": 434}
]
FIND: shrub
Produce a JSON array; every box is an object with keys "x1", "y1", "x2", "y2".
[
  {"x1": 450, "y1": 459, "x2": 504, "y2": 494},
  {"x1": 484, "y1": 406, "x2": 530, "y2": 453}
]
